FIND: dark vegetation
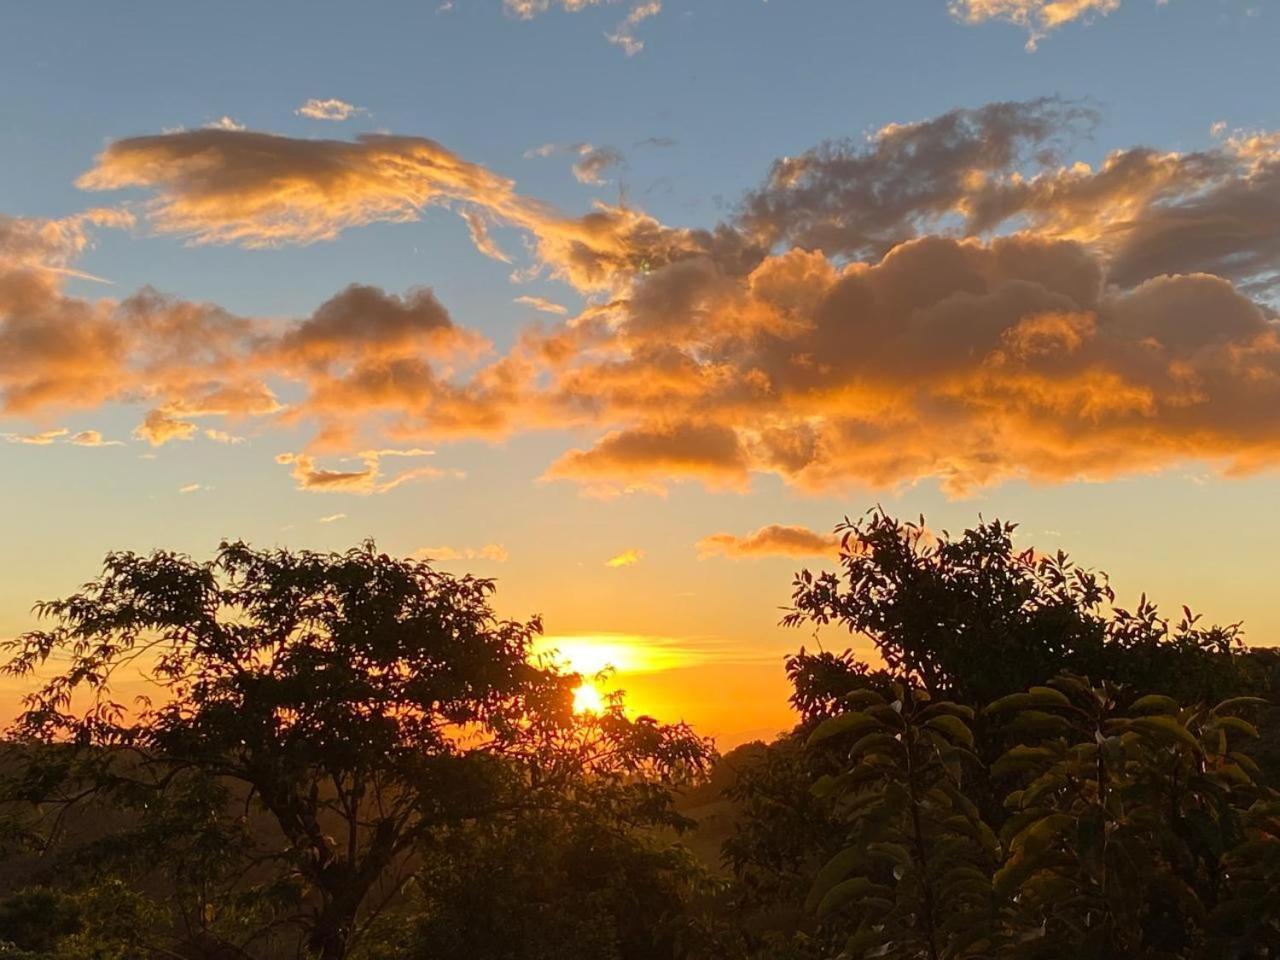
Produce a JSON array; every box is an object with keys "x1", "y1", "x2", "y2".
[{"x1": 2, "y1": 510, "x2": 1280, "y2": 958}]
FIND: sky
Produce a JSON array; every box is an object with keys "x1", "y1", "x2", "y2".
[{"x1": 2, "y1": 0, "x2": 1279, "y2": 746}]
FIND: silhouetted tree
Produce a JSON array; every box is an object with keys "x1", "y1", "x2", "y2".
[
  {"x1": 0, "y1": 541, "x2": 711, "y2": 960},
  {"x1": 784, "y1": 509, "x2": 1246, "y2": 705}
]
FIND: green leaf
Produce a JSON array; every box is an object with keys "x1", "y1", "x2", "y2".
[
  {"x1": 919, "y1": 702, "x2": 975, "y2": 722},
  {"x1": 814, "y1": 876, "x2": 887, "y2": 917},
  {"x1": 1009, "y1": 812, "x2": 1074, "y2": 856},
  {"x1": 1211, "y1": 697, "x2": 1270, "y2": 717},
  {"x1": 1028, "y1": 685, "x2": 1072, "y2": 707},
  {"x1": 805, "y1": 846, "x2": 865, "y2": 912},
  {"x1": 846, "y1": 730, "x2": 903, "y2": 761},
  {"x1": 1207, "y1": 716, "x2": 1259, "y2": 740},
  {"x1": 925, "y1": 713, "x2": 974, "y2": 748},
  {"x1": 843, "y1": 688, "x2": 887, "y2": 708},
  {"x1": 1127, "y1": 715, "x2": 1202, "y2": 753},
  {"x1": 806, "y1": 710, "x2": 879, "y2": 747},
  {"x1": 1129, "y1": 694, "x2": 1180, "y2": 715}
]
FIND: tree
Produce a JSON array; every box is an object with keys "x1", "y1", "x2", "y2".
[
  {"x1": 803, "y1": 684, "x2": 996, "y2": 960},
  {"x1": 800, "y1": 676, "x2": 1280, "y2": 959},
  {"x1": 0, "y1": 541, "x2": 711, "y2": 960},
  {"x1": 785, "y1": 509, "x2": 1246, "y2": 706},
  {"x1": 985, "y1": 677, "x2": 1276, "y2": 957}
]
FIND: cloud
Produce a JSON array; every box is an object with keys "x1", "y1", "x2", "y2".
[
  {"x1": 4, "y1": 426, "x2": 122, "y2": 447},
  {"x1": 134, "y1": 409, "x2": 198, "y2": 446},
  {"x1": 13, "y1": 99, "x2": 1280, "y2": 501},
  {"x1": 178, "y1": 482, "x2": 203, "y2": 494},
  {"x1": 697, "y1": 524, "x2": 840, "y2": 559},
  {"x1": 74, "y1": 128, "x2": 696, "y2": 296},
  {"x1": 604, "y1": 548, "x2": 644, "y2": 568},
  {"x1": 949, "y1": 0, "x2": 1122, "y2": 48},
  {"x1": 77, "y1": 130, "x2": 526, "y2": 248},
  {"x1": 207, "y1": 116, "x2": 245, "y2": 131},
  {"x1": 605, "y1": 0, "x2": 660, "y2": 56},
  {"x1": 271, "y1": 283, "x2": 482, "y2": 366},
  {"x1": 546, "y1": 422, "x2": 751, "y2": 495},
  {"x1": 526, "y1": 142, "x2": 626, "y2": 185},
  {"x1": 68, "y1": 429, "x2": 123, "y2": 447},
  {"x1": 275, "y1": 448, "x2": 462, "y2": 494},
  {"x1": 317, "y1": 513, "x2": 347, "y2": 523},
  {"x1": 503, "y1": 0, "x2": 663, "y2": 54},
  {"x1": 295, "y1": 98, "x2": 367, "y2": 122},
  {"x1": 4, "y1": 428, "x2": 68, "y2": 445},
  {"x1": 411, "y1": 543, "x2": 509, "y2": 562},
  {"x1": 573, "y1": 145, "x2": 626, "y2": 185},
  {"x1": 514, "y1": 295, "x2": 569, "y2": 315}
]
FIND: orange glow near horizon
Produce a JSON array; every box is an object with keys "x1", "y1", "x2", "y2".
[{"x1": 533, "y1": 634, "x2": 699, "y2": 677}]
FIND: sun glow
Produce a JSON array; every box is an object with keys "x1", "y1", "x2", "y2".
[
  {"x1": 572, "y1": 682, "x2": 605, "y2": 715},
  {"x1": 533, "y1": 634, "x2": 697, "y2": 676}
]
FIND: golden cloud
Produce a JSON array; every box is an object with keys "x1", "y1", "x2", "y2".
[
  {"x1": 697, "y1": 524, "x2": 840, "y2": 560},
  {"x1": 950, "y1": 0, "x2": 1122, "y2": 47},
  {"x1": 604, "y1": 547, "x2": 644, "y2": 568},
  {"x1": 9, "y1": 99, "x2": 1280, "y2": 500},
  {"x1": 411, "y1": 543, "x2": 509, "y2": 562},
  {"x1": 275, "y1": 448, "x2": 462, "y2": 495},
  {"x1": 295, "y1": 98, "x2": 366, "y2": 122}
]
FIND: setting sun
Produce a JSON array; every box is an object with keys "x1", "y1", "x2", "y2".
[{"x1": 572, "y1": 682, "x2": 605, "y2": 715}]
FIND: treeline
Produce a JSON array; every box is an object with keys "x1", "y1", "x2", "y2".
[{"x1": 2, "y1": 511, "x2": 1279, "y2": 959}]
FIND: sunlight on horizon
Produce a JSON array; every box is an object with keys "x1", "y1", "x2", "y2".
[{"x1": 533, "y1": 634, "x2": 700, "y2": 677}]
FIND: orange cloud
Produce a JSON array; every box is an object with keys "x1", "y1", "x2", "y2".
[
  {"x1": 76, "y1": 127, "x2": 708, "y2": 294},
  {"x1": 77, "y1": 130, "x2": 523, "y2": 248},
  {"x1": 271, "y1": 283, "x2": 483, "y2": 368},
  {"x1": 503, "y1": 0, "x2": 662, "y2": 54},
  {"x1": 546, "y1": 421, "x2": 752, "y2": 495},
  {"x1": 950, "y1": 0, "x2": 1121, "y2": 47},
  {"x1": 134, "y1": 409, "x2": 197, "y2": 446},
  {"x1": 697, "y1": 525, "x2": 839, "y2": 560},
  {"x1": 275, "y1": 448, "x2": 461, "y2": 494},
  {"x1": 411, "y1": 543, "x2": 509, "y2": 562},
  {"x1": 11, "y1": 100, "x2": 1280, "y2": 501},
  {"x1": 514, "y1": 295, "x2": 569, "y2": 315},
  {"x1": 604, "y1": 548, "x2": 644, "y2": 568}
]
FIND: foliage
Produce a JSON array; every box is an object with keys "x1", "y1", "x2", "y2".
[
  {"x1": 3, "y1": 516, "x2": 1279, "y2": 959},
  {"x1": 798, "y1": 675, "x2": 1280, "y2": 958},
  {"x1": 803, "y1": 683, "x2": 996, "y2": 959},
  {"x1": 986, "y1": 676, "x2": 1276, "y2": 957},
  {"x1": 0, "y1": 541, "x2": 711, "y2": 960},
  {"x1": 784, "y1": 509, "x2": 1246, "y2": 705},
  {"x1": 0, "y1": 879, "x2": 163, "y2": 960}
]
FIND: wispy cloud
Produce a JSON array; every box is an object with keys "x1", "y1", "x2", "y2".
[
  {"x1": 605, "y1": 548, "x2": 644, "y2": 568},
  {"x1": 276, "y1": 448, "x2": 463, "y2": 494},
  {"x1": 514, "y1": 295, "x2": 568, "y2": 315},
  {"x1": 949, "y1": 0, "x2": 1122, "y2": 48},
  {"x1": 68, "y1": 429, "x2": 123, "y2": 447},
  {"x1": 295, "y1": 98, "x2": 367, "y2": 122},
  {"x1": 4, "y1": 427, "x2": 122, "y2": 447},
  {"x1": 697, "y1": 524, "x2": 839, "y2": 560},
  {"x1": 4, "y1": 428, "x2": 69, "y2": 445},
  {"x1": 605, "y1": 0, "x2": 661, "y2": 56},
  {"x1": 525, "y1": 141, "x2": 625, "y2": 185},
  {"x1": 411, "y1": 543, "x2": 509, "y2": 562}
]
